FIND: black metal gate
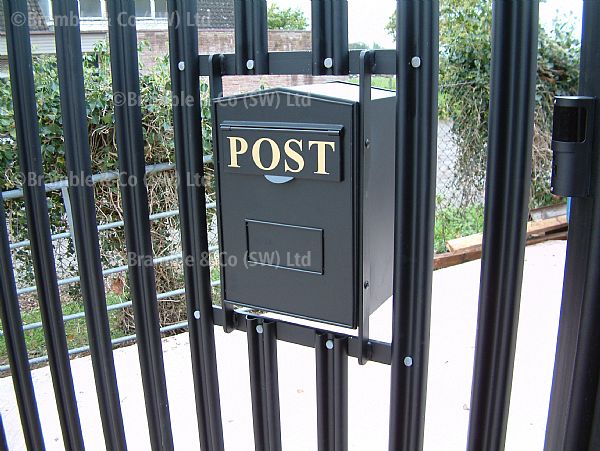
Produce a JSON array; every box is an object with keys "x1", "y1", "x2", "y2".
[{"x1": 1, "y1": 0, "x2": 599, "y2": 450}]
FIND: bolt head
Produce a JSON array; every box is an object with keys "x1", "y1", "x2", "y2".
[
  {"x1": 246, "y1": 59, "x2": 255, "y2": 70},
  {"x1": 326, "y1": 339, "x2": 334, "y2": 350},
  {"x1": 193, "y1": 310, "x2": 200, "y2": 320},
  {"x1": 324, "y1": 57, "x2": 333, "y2": 69},
  {"x1": 404, "y1": 356, "x2": 413, "y2": 367},
  {"x1": 410, "y1": 56, "x2": 421, "y2": 68},
  {"x1": 178, "y1": 61, "x2": 185, "y2": 71},
  {"x1": 256, "y1": 324, "x2": 264, "y2": 334}
]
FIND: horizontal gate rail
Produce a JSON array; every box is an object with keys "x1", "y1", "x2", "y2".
[
  {"x1": 216, "y1": 309, "x2": 392, "y2": 366},
  {"x1": 199, "y1": 49, "x2": 398, "y2": 77}
]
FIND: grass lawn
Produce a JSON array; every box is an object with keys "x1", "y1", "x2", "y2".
[
  {"x1": 0, "y1": 293, "x2": 128, "y2": 368},
  {"x1": 435, "y1": 204, "x2": 485, "y2": 254}
]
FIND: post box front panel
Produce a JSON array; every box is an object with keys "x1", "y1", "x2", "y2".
[{"x1": 214, "y1": 91, "x2": 358, "y2": 327}]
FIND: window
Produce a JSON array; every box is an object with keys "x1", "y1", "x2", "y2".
[
  {"x1": 135, "y1": 0, "x2": 152, "y2": 18},
  {"x1": 154, "y1": 0, "x2": 169, "y2": 18},
  {"x1": 80, "y1": 0, "x2": 102, "y2": 18},
  {"x1": 41, "y1": 0, "x2": 169, "y2": 20}
]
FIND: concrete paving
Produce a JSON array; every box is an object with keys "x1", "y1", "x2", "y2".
[{"x1": 1, "y1": 240, "x2": 566, "y2": 450}]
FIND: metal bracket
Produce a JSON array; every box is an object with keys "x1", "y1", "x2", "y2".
[
  {"x1": 357, "y1": 50, "x2": 375, "y2": 365},
  {"x1": 208, "y1": 53, "x2": 236, "y2": 334}
]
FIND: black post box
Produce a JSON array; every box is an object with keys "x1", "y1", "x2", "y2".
[{"x1": 213, "y1": 82, "x2": 396, "y2": 328}]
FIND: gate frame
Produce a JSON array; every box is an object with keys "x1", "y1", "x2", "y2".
[{"x1": 3, "y1": 1, "x2": 599, "y2": 451}]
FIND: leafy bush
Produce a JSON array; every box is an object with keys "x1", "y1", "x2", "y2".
[
  {"x1": 386, "y1": 0, "x2": 580, "y2": 208},
  {"x1": 0, "y1": 41, "x2": 212, "y2": 193},
  {"x1": 267, "y1": 3, "x2": 308, "y2": 30},
  {"x1": 0, "y1": 43, "x2": 214, "y2": 333}
]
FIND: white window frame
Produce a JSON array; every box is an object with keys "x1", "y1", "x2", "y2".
[{"x1": 41, "y1": 0, "x2": 169, "y2": 23}]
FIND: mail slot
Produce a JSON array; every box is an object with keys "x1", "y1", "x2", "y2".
[{"x1": 213, "y1": 82, "x2": 396, "y2": 327}]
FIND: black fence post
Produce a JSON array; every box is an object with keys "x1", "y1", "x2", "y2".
[
  {"x1": 388, "y1": 1, "x2": 439, "y2": 450},
  {"x1": 167, "y1": 1, "x2": 225, "y2": 449},
  {"x1": 234, "y1": 0, "x2": 269, "y2": 75},
  {"x1": 544, "y1": 1, "x2": 600, "y2": 449},
  {"x1": 106, "y1": 2, "x2": 174, "y2": 449},
  {"x1": 2, "y1": 1, "x2": 85, "y2": 449},
  {"x1": 0, "y1": 200, "x2": 44, "y2": 450},
  {"x1": 51, "y1": 1, "x2": 127, "y2": 448},
  {"x1": 466, "y1": 1, "x2": 539, "y2": 450},
  {"x1": 247, "y1": 319, "x2": 281, "y2": 451},
  {"x1": 316, "y1": 334, "x2": 348, "y2": 451},
  {"x1": 311, "y1": 0, "x2": 349, "y2": 75}
]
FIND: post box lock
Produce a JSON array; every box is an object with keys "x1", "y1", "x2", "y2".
[{"x1": 551, "y1": 96, "x2": 596, "y2": 198}]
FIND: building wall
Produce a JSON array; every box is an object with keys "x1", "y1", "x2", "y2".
[{"x1": 137, "y1": 29, "x2": 347, "y2": 95}]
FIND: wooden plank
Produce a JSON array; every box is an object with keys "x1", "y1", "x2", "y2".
[
  {"x1": 446, "y1": 215, "x2": 568, "y2": 252},
  {"x1": 433, "y1": 248, "x2": 482, "y2": 270},
  {"x1": 436, "y1": 224, "x2": 569, "y2": 271}
]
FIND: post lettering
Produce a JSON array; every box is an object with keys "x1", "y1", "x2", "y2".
[{"x1": 227, "y1": 136, "x2": 248, "y2": 168}]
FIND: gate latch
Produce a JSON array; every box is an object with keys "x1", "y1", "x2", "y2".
[{"x1": 551, "y1": 96, "x2": 596, "y2": 197}]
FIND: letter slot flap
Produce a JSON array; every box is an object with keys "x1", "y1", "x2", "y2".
[{"x1": 551, "y1": 96, "x2": 597, "y2": 197}]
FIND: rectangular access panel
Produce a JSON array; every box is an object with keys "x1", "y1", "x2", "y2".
[{"x1": 213, "y1": 82, "x2": 396, "y2": 327}]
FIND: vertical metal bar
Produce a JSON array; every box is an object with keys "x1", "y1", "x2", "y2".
[
  {"x1": 0, "y1": 413, "x2": 8, "y2": 451},
  {"x1": 331, "y1": 0, "x2": 349, "y2": 75},
  {"x1": 52, "y1": 1, "x2": 128, "y2": 448},
  {"x1": 234, "y1": 0, "x2": 268, "y2": 75},
  {"x1": 106, "y1": 2, "x2": 174, "y2": 450},
  {"x1": 466, "y1": 1, "x2": 539, "y2": 450},
  {"x1": 167, "y1": 2, "x2": 225, "y2": 450},
  {"x1": 234, "y1": 0, "x2": 251, "y2": 74},
  {"x1": 311, "y1": 0, "x2": 326, "y2": 75},
  {"x1": 1, "y1": 1, "x2": 85, "y2": 449},
  {"x1": 0, "y1": 201, "x2": 44, "y2": 450},
  {"x1": 247, "y1": 319, "x2": 282, "y2": 451},
  {"x1": 311, "y1": 0, "x2": 349, "y2": 75},
  {"x1": 252, "y1": 0, "x2": 269, "y2": 74},
  {"x1": 315, "y1": 333, "x2": 348, "y2": 451},
  {"x1": 544, "y1": 1, "x2": 600, "y2": 449},
  {"x1": 388, "y1": 1, "x2": 439, "y2": 451},
  {"x1": 332, "y1": 336, "x2": 348, "y2": 450}
]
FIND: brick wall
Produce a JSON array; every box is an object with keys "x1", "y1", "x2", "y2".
[{"x1": 136, "y1": 29, "x2": 347, "y2": 95}]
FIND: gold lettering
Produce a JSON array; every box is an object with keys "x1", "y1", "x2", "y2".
[
  {"x1": 284, "y1": 139, "x2": 304, "y2": 173},
  {"x1": 227, "y1": 136, "x2": 248, "y2": 168},
  {"x1": 309, "y1": 140, "x2": 335, "y2": 175},
  {"x1": 252, "y1": 137, "x2": 281, "y2": 171}
]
